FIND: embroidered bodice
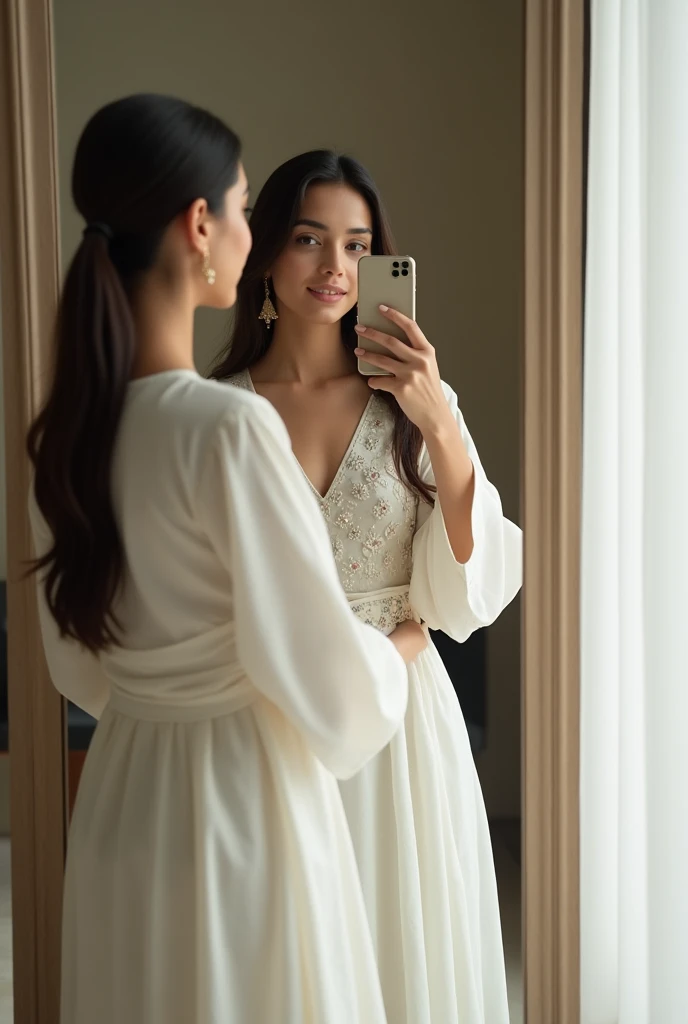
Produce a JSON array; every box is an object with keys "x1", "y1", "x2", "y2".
[{"x1": 226, "y1": 371, "x2": 420, "y2": 602}]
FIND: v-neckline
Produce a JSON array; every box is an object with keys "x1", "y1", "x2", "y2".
[{"x1": 242, "y1": 369, "x2": 375, "y2": 502}]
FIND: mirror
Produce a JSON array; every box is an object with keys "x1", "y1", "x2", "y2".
[
  {"x1": 0, "y1": 313, "x2": 13, "y2": 1018},
  {"x1": 52, "y1": 2, "x2": 523, "y2": 1021}
]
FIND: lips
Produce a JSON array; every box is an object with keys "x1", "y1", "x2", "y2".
[{"x1": 307, "y1": 286, "x2": 348, "y2": 304}]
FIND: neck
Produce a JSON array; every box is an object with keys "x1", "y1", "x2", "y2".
[
  {"x1": 254, "y1": 306, "x2": 356, "y2": 386},
  {"x1": 129, "y1": 271, "x2": 197, "y2": 379}
]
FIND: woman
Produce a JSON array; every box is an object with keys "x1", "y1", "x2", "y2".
[
  {"x1": 28, "y1": 99, "x2": 423, "y2": 1024},
  {"x1": 214, "y1": 150, "x2": 523, "y2": 1024}
]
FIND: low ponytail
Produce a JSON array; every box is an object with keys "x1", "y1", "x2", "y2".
[
  {"x1": 28, "y1": 229, "x2": 136, "y2": 650},
  {"x1": 27, "y1": 94, "x2": 241, "y2": 652}
]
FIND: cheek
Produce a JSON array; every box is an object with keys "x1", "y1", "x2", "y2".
[
  {"x1": 234, "y1": 219, "x2": 252, "y2": 262},
  {"x1": 271, "y1": 251, "x2": 305, "y2": 295}
]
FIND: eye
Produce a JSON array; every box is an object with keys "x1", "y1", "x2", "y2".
[
  {"x1": 244, "y1": 206, "x2": 254, "y2": 219},
  {"x1": 347, "y1": 241, "x2": 368, "y2": 253},
  {"x1": 295, "y1": 234, "x2": 319, "y2": 246}
]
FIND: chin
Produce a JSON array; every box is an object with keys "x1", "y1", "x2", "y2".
[{"x1": 297, "y1": 303, "x2": 352, "y2": 327}]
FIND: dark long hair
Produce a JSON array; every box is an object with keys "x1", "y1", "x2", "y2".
[
  {"x1": 211, "y1": 151, "x2": 435, "y2": 506},
  {"x1": 27, "y1": 94, "x2": 241, "y2": 652}
]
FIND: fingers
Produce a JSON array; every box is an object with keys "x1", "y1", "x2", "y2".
[
  {"x1": 378, "y1": 305, "x2": 429, "y2": 350},
  {"x1": 354, "y1": 323, "x2": 409, "y2": 359},
  {"x1": 354, "y1": 348, "x2": 400, "y2": 374},
  {"x1": 365, "y1": 375, "x2": 400, "y2": 394}
]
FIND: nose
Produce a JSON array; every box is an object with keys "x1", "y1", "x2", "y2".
[{"x1": 318, "y1": 243, "x2": 346, "y2": 278}]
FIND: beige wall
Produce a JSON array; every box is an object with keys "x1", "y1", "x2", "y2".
[{"x1": 54, "y1": 0, "x2": 523, "y2": 817}]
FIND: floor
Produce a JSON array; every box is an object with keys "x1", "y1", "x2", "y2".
[
  {"x1": 492, "y1": 821, "x2": 524, "y2": 1024},
  {"x1": 0, "y1": 833, "x2": 522, "y2": 1023}
]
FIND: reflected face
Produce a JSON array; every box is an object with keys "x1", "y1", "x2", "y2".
[
  {"x1": 269, "y1": 183, "x2": 373, "y2": 325},
  {"x1": 206, "y1": 164, "x2": 252, "y2": 308}
]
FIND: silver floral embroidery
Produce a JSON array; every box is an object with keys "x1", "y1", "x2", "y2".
[
  {"x1": 362, "y1": 529, "x2": 384, "y2": 559},
  {"x1": 349, "y1": 590, "x2": 414, "y2": 632},
  {"x1": 346, "y1": 453, "x2": 365, "y2": 472},
  {"x1": 224, "y1": 377, "x2": 424, "y2": 599},
  {"x1": 372, "y1": 498, "x2": 391, "y2": 520},
  {"x1": 365, "y1": 465, "x2": 384, "y2": 486}
]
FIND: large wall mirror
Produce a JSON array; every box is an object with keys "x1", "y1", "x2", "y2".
[{"x1": 0, "y1": 0, "x2": 584, "y2": 1020}]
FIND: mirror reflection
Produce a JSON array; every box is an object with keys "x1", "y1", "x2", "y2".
[{"x1": 51, "y1": 2, "x2": 524, "y2": 1021}]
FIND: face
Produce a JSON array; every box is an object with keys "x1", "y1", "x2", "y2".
[
  {"x1": 204, "y1": 163, "x2": 252, "y2": 308},
  {"x1": 269, "y1": 183, "x2": 373, "y2": 325}
]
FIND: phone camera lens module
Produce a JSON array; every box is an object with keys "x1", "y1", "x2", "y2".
[
  {"x1": 401, "y1": 261, "x2": 409, "y2": 268},
  {"x1": 392, "y1": 261, "x2": 400, "y2": 268},
  {"x1": 392, "y1": 269, "x2": 400, "y2": 277},
  {"x1": 401, "y1": 269, "x2": 409, "y2": 276}
]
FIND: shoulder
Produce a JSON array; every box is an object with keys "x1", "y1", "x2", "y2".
[
  {"x1": 124, "y1": 372, "x2": 290, "y2": 461},
  {"x1": 184, "y1": 376, "x2": 291, "y2": 458}
]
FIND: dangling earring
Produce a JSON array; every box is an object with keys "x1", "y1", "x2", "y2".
[
  {"x1": 259, "y1": 277, "x2": 278, "y2": 328},
  {"x1": 202, "y1": 248, "x2": 216, "y2": 285}
]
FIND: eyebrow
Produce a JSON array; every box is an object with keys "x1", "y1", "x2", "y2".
[{"x1": 294, "y1": 218, "x2": 373, "y2": 235}]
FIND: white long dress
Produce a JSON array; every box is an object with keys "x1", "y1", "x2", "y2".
[
  {"x1": 229, "y1": 371, "x2": 522, "y2": 1024},
  {"x1": 30, "y1": 370, "x2": 410, "y2": 1024}
]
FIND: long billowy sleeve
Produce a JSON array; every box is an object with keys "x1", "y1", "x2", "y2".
[{"x1": 409, "y1": 382, "x2": 522, "y2": 642}]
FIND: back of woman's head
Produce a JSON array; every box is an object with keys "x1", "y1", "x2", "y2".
[{"x1": 28, "y1": 94, "x2": 242, "y2": 652}]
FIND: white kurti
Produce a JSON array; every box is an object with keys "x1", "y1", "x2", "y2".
[
  {"x1": 30, "y1": 370, "x2": 410, "y2": 1024},
  {"x1": 229, "y1": 371, "x2": 523, "y2": 1024}
]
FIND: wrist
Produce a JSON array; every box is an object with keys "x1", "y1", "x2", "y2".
[{"x1": 421, "y1": 406, "x2": 460, "y2": 444}]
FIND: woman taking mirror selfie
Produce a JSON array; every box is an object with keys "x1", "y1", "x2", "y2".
[
  {"x1": 214, "y1": 150, "x2": 523, "y2": 1024},
  {"x1": 26, "y1": 98, "x2": 418, "y2": 1024}
]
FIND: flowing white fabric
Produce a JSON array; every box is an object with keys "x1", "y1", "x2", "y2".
[
  {"x1": 30, "y1": 371, "x2": 410, "y2": 1024},
  {"x1": 228, "y1": 371, "x2": 522, "y2": 1024},
  {"x1": 581, "y1": 4, "x2": 688, "y2": 1022}
]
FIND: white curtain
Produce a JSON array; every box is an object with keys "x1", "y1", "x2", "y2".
[{"x1": 581, "y1": 2, "x2": 688, "y2": 1023}]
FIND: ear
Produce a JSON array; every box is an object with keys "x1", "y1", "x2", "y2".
[{"x1": 181, "y1": 198, "x2": 211, "y2": 255}]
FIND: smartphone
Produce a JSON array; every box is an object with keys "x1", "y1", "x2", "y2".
[{"x1": 356, "y1": 255, "x2": 416, "y2": 376}]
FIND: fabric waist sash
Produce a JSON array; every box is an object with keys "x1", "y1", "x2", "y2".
[
  {"x1": 347, "y1": 584, "x2": 415, "y2": 635},
  {"x1": 108, "y1": 680, "x2": 257, "y2": 723}
]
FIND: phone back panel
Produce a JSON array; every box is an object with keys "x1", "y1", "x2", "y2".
[{"x1": 357, "y1": 255, "x2": 416, "y2": 375}]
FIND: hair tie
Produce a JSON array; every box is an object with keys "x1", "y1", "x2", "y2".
[{"x1": 83, "y1": 222, "x2": 114, "y2": 242}]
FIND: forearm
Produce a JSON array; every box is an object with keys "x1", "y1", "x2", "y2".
[{"x1": 423, "y1": 412, "x2": 476, "y2": 564}]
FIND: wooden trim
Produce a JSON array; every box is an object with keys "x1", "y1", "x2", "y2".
[
  {"x1": 0, "y1": 0, "x2": 66, "y2": 1019},
  {"x1": 522, "y1": 1, "x2": 584, "y2": 1022}
]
